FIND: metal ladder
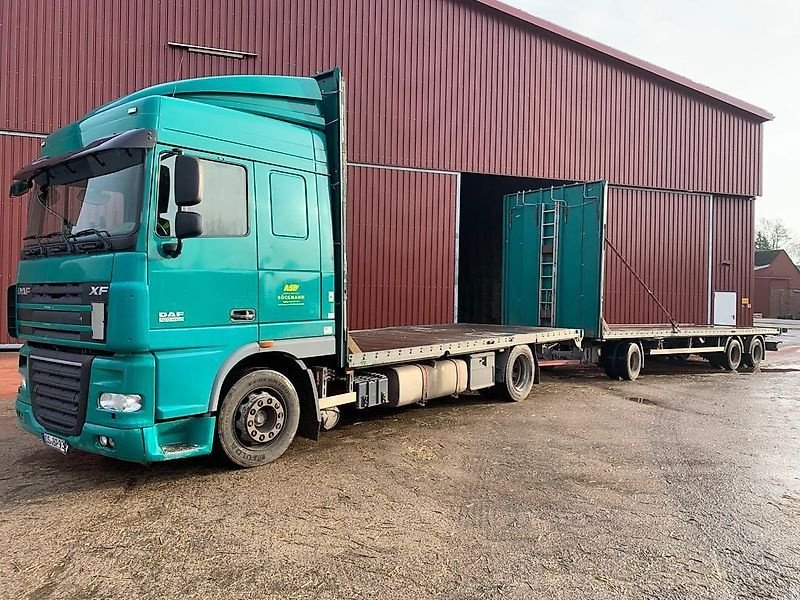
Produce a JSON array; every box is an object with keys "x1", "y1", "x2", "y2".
[{"x1": 538, "y1": 203, "x2": 560, "y2": 326}]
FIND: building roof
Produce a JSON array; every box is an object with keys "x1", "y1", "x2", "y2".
[
  {"x1": 474, "y1": 0, "x2": 774, "y2": 122},
  {"x1": 755, "y1": 249, "x2": 787, "y2": 267}
]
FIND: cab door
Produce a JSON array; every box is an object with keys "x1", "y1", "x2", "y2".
[
  {"x1": 147, "y1": 147, "x2": 258, "y2": 419},
  {"x1": 255, "y1": 163, "x2": 324, "y2": 339}
]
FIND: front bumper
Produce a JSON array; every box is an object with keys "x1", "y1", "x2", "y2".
[{"x1": 16, "y1": 399, "x2": 215, "y2": 463}]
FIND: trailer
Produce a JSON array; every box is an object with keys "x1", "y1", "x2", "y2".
[{"x1": 502, "y1": 181, "x2": 780, "y2": 380}]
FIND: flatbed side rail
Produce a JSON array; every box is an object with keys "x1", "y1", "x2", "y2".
[
  {"x1": 348, "y1": 328, "x2": 582, "y2": 369},
  {"x1": 599, "y1": 326, "x2": 781, "y2": 341}
]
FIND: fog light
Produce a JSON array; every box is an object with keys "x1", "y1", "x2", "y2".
[
  {"x1": 98, "y1": 435, "x2": 116, "y2": 448},
  {"x1": 99, "y1": 393, "x2": 143, "y2": 413}
]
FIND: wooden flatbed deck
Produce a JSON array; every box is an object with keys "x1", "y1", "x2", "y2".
[{"x1": 347, "y1": 323, "x2": 582, "y2": 368}]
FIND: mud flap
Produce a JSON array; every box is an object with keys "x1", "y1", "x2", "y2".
[
  {"x1": 533, "y1": 352, "x2": 541, "y2": 384},
  {"x1": 296, "y1": 365, "x2": 321, "y2": 441}
]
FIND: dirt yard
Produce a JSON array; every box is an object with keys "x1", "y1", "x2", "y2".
[{"x1": 0, "y1": 327, "x2": 798, "y2": 599}]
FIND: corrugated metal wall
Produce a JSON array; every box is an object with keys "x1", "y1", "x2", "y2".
[
  {"x1": 347, "y1": 166, "x2": 457, "y2": 329},
  {"x1": 604, "y1": 187, "x2": 711, "y2": 326},
  {"x1": 712, "y1": 196, "x2": 755, "y2": 327},
  {"x1": 0, "y1": 0, "x2": 765, "y2": 339},
  {"x1": 0, "y1": 135, "x2": 42, "y2": 344},
  {"x1": 1, "y1": 0, "x2": 764, "y2": 195}
]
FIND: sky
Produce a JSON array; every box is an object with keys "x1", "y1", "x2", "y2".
[{"x1": 505, "y1": 0, "x2": 800, "y2": 238}]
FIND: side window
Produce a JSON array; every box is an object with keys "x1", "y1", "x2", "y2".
[
  {"x1": 269, "y1": 171, "x2": 308, "y2": 239},
  {"x1": 156, "y1": 154, "x2": 248, "y2": 237}
]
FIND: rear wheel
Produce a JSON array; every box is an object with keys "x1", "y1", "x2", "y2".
[
  {"x1": 615, "y1": 342, "x2": 642, "y2": 381},
  {"x1": 217, "y1": 369, "x2": 301, "y2": 468},
  {"x1": 721, "y1": 338, "x2": 743, "y2": 372},
  {"x1": 500, "y1": 345, "x2": 536, "y2": 401},
  {"x1": 743, "y1": 337, "x2": 764, "y2": 369}
]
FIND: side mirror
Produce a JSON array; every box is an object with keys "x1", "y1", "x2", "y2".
[
  {"x1": 9, "y1": 180, "x2": 32, "y2": 197},
  {"x1": 175, "y1": 211, "x2": 203, "y2": 239},
  {"x1": 173, "y1": 155, "x2": 203, "y2": 206},
  {"x1": 163, "y1": 211, "x2": 202, "y2": 258}
]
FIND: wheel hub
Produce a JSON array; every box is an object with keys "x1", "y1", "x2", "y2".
[{"x1": 236, "y1": 391, "x2": 285, "y2": 445}]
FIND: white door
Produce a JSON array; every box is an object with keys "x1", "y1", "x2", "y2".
[{"x1": 713, "y1": 291, "x2": 737, "y2": 326}]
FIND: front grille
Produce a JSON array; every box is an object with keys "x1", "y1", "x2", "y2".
[
  {"x1": 26, "y1": 283, "x2": 85, "y2": 305},
  {"x1": 15, "y1": 282, "x2": 109, "y2": 343},
  {"x1": 29, "y1": 350, "x2": 93, "y2": 436}
]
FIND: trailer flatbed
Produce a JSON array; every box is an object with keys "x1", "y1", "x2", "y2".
[
  {"x1": 601, "y1": 324, "x2": 781, "y2": 340},
  {"x1": 347, "y1": 323, "x2": 582, "y2": 368}
]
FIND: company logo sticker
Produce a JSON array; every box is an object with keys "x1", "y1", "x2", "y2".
[
  {"x1": 90, "y1": 285, "x2": 109, "y2": 296},
  {"x1": 158, "y1": 311, "x2": 185, "y2": 323},
  {"x1": 278, "y1": 283, "x2": 305, "y2": 306},
  {"x1": 17, "y1": 286, "x2": 31, "y2": 296}
]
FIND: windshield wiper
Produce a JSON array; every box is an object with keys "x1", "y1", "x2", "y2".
[
  {"x1": 40, "y1": 231, "x2": 75, "y2": 254},
  {"x1": 22, "y1": 233, "x2": 47, "y2": 257},
  {"x1": 68, "y1": 228, "x2": 113, "y2": 251}
]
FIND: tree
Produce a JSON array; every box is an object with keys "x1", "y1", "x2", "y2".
[
  {"x1": 755, "y1": 230, "x2": 772, "y2": 252},
  {"x1": 757, "y1": 218, "x2": 792, "y2": 250},
  {"x1": 756, "y1": 218, "x2": 800, "y2": 263}
]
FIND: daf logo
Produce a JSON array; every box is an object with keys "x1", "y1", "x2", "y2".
[
  {"x1": 90, "y1": 285, "x2": 109, "y2": 296},
  {"x1": 17, "y1": 286, "x2": 31, "y2": 296}
]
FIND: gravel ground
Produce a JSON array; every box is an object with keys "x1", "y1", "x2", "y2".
[{"x1": 0, "y1": 336, "x2": 798, "y2": 599}]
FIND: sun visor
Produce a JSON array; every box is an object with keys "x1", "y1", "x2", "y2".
[{"x1": 10, "y1": 128, "x2": 156, "y2": 196}]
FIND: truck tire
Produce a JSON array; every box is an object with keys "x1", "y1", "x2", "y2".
[
  {"x1": 615, "y1": 342, "x2": 642, "y2": 381},
  {"x1": 602, "y1": 344, "x2": 619, "y2": 379},
  {"x1": 743, "y1": 337, "x2": 764, "y2": 369},
  {"x1": 721, "y1": 338, "x2": 743, "y2": 372},
  {"x1": 216, "y1": 369, "x2": 301, "y2": 468},
  {"x1": 500, "y1": 345, "x2": 536, "y2": 401}
]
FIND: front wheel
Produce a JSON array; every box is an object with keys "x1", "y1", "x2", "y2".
[
  {"x1": 615, "y1": 342, "x2": 642, "y2": 381},
  {"x1": 217, "y1": 369, "x2": 301, "y2": 468}
]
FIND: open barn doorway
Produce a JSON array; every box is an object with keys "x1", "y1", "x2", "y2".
[{"x1": 457, "y1": 172, "x2": 570, "y2": 324}]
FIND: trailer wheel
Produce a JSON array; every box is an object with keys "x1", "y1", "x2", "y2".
[
  {"x1": 500, "y1": 345, "x2": 536, "y2": 401},
  {"x1": 216, "y1": 369, "x2": 301, "y2": 468},
  {"x1": 721, "y1": 338, "x2": 743, "y2": 372},
  {"x1": 743, "y1": 337, "x2": 764, "y2": 369},
  {"x1": 602, "y1": 344, "x2": 619, "y2": 379},
  {"x1": 615, "y1": 342, "x2": 642, "y2": 381}
]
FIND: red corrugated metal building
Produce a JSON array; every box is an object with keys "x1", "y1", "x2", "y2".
[{"x1": 0, "y1": 0, "x2": 772, "y2": 344}]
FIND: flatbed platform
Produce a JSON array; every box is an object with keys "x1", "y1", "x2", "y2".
[
  {"x1": 347, "y1": 323, "x2": 582, "y2": 368},
  {"x1": 600, "y1": 324, "x2": 781, "y2": 341}
]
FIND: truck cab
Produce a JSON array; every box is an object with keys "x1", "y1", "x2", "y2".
[
  {"x1": 9, "y1": 70, "x2": 581, "y2": 468},
  {"x1": 10, "y1": 72, "x2": 346, "y2": 465}
]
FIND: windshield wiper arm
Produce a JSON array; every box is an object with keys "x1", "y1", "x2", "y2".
[
  {"x1": 69, "y1": 228, "x2": 113, "y2": 250},
  {"x1": 40, "y1": 230, "x2": 75, "y2": 253},
  {"x1": 22, "y1": 233, "x2": 47, "y2": 256}
]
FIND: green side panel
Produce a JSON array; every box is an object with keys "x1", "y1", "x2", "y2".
[{"x1": 502, "y1": 181, "x2": 606, "y2": 337}]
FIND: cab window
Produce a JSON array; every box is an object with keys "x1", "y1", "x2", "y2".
[{"x1": 156, "y1": 154, "x2": 248, "y2": 237}]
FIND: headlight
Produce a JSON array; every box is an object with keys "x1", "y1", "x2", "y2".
[
  {"x1": 19, "y1": 372, "x2": 26, "y2": 390},
  {"x1": 99, "y1": 393, "x2": 143, "y2": 413}
]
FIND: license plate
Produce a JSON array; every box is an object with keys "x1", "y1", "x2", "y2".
[{"x1": 42, "y1": 433, "x2": 69, "y2": 455}]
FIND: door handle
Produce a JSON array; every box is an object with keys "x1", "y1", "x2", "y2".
[{"x1": 230, "y1": 308, "x2": 256, "y2": 322}]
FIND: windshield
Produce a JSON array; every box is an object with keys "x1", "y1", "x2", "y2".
[{"x1": 23, "y1": 148, "x2": 145, "y2": 256}]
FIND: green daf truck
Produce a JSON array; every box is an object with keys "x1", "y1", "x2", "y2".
[{"x1": 7, "y1": 69, "x2": 581, "y2": 467}]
